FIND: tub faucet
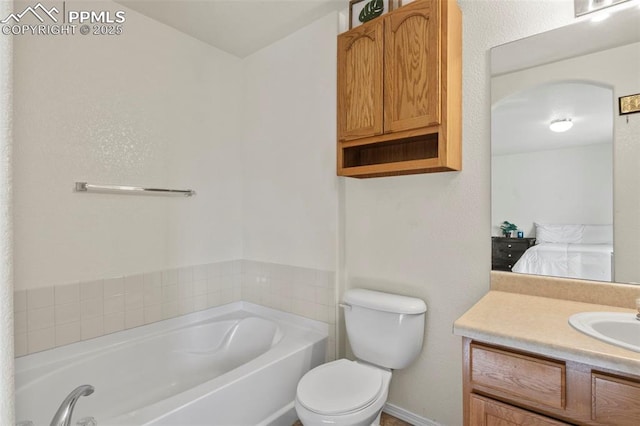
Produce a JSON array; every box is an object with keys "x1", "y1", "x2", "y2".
[{"x1": 50, "y1": 385, "x2": 94, "y2": 426}]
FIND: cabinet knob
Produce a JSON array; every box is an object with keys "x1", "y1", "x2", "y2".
[
  {"x1": 507, "y1": 244, "x2": 512, "y2": 248},
  {"x1": 508, "y1": 254, "x2": 512, "y2": 258}
]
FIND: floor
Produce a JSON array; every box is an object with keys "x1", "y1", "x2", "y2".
[{"x1": 293, "y1": 412, "x2": 412, "y2": 425}]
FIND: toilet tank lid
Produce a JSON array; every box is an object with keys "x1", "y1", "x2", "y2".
[{"x1": 344, "y1": 289, "x2": 427, "y2": 314}]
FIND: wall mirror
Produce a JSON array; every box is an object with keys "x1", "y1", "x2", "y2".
[{"x1": 491, "y1": 4, "x2": 640, "y2": 284}]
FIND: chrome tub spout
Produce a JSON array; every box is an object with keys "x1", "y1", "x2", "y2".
[{"x1": 50, "y1": 385, "x2": 94, "y2": 426}]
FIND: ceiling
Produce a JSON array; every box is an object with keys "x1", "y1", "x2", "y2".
[
  {"x1": 492, "y1": 82, "x2": 613, "y2": 156},
  {"x1": 116, "y1": 0, "x2": 347, "y2": 58}
]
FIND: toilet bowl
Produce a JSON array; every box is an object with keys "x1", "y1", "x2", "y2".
[
  {"x1": 295, "y1": 359, "x2": 392, "y2": 426},
  {"x1": 294, "y1": 289, "x2": 427, "y2": 426}
]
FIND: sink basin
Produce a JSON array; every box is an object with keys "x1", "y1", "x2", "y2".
[{"x1": 569, "y1": 312, "x2": 640, "y2": 353}]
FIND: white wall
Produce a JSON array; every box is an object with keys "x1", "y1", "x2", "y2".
[
  {"x1": 240, "y1": 12, "x2": 339, "y2": 272},
  {"x1": 343, "y1": 1, "x2": 576, "y2": 424},
  {"x1": 493, "y1": 143, "x2": 612, "y2": 237},
  {"x1": 12, "y1": 1, "x2": 243, "y2": 290}
]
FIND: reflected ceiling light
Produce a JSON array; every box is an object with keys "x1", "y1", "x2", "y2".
[{"x1": 549, "y1": 118, "x2": 574, "y2": 132}]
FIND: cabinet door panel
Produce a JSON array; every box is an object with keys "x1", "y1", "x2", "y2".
[
  {"x1": 384, "y1": 0, "x2": 440, "y2": 133},
  {"x1": 470, "y1": 395, "x2": 570, "y2": 426},
  {"x1": 592, "y1": 373, "x2": 640, "y2": 425},
  {"x1": 470, "y1": 344, "x2": 566, "y2": 410},
  {"x1": 337, "y1": 20, "x2": 384, "y2": 141}
]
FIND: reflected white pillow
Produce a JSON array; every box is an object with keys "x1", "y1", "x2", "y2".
[{"x1": 535, "y1": 223, "x2": 583, "y2": 244}]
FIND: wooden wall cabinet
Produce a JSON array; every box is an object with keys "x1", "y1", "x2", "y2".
[
  {"x1": 337, "y1": 0, "x2": 462, "y2": 178},
  {"x1": 463, "y1": 339, "x2": 640, "y2": 426}
]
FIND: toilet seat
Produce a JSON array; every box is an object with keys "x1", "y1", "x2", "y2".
[{"x1": 296, "y1": 359, "x2": 384, "y2": 416}]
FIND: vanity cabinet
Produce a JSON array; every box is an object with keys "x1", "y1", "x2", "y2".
[
  {"x1": 463, "y1": 339, "x2": 640, "y2": 426},
  {"x1": 470, "y1": 394, "x2": 569, "y2": 426},
  {"x1": 491, "y1": 237, "x2": 535, "y2": 271},
  {"x1": 336, "y1": 0, "x2": 461, "y2": 178}
]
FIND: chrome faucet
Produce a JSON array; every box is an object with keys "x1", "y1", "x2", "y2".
[{"x1": 50, "y1": 385, "x2": 94, "y2": 426}]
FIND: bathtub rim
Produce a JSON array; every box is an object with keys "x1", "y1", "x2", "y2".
[{"x1": 15, "y1": 301, "x2": 328, "y2": 371}]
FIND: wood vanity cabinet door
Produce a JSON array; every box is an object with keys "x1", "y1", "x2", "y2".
[
  {"x1": 383, "y1": 0, "x2": 440, "y2": 134},
  {"x1": 592, "y1": 373, "x2": 640, "y2": 425},
  {"x1": 470, "y1": 343, "x2": 566, "y2": 410},
  {"x1": 337, "y1": 20, "x2": 384, "y2": 141},
  {"x1": 470, "y1": 395, "x2": 570, "y2": 426}
]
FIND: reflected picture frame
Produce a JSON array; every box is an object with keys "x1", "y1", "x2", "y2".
[
  {"x1": 619, "y1": 93, "x2": 640, "y2": 116},
  {"x1": 349, "y1": 0, "x2": 394, "y2": 29}
]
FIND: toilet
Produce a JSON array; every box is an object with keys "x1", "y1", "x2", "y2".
[{"x1": 295, "y1": 289, "x2": 427, "y2": 426}]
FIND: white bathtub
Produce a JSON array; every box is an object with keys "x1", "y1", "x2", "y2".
[{"x1": 15, "y1": 302, "x2": 328, "y2": 426}]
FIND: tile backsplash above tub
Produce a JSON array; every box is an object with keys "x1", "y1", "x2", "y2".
[{"x1": 14, "y1": 260, "x2": 336, "y2": 359}]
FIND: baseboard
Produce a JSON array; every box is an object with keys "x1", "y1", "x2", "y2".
[{"x1": 383, "y1": 403, "x2": 442, "y2": 426}]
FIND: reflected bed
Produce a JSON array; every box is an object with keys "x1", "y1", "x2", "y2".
[{"x1": 512, "y1": 242, "x2": 613, "y2": 281}]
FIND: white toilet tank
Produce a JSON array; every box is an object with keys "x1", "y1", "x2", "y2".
[{"x1": 343, "y1": 289, "x2": 427, "y2": 370}]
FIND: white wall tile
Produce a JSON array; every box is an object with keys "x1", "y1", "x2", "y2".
[
  {"x1": 193, "y1": 279, "x2": 207, "y2": 296},
  {"x1": 178, "y1": 266, "x2": 194, "y2": 284},
  {"x1": 81, "y1": 298, "x2": 103, "y2": 319},
  {"x1": 27, "y1": 306, "x2": 54, "y2": 331},
  {"x1": 193, "y1": 265, "x2": 207, "y2": 282},
  {"x1": 16, "y1": 262, "x2": 336, "y2": 356},
  {"x1": 103, "y1": 277, "x2": 124, "y2": 298},
  {"x1": 220, "y1": 289, "x2": 233, "y2": 305},
  {"x1": 230, "y1": 260, "x2": 242, "y2": 276},
  {"x1": 124, "y1": 274, "x2": 143, "y2": 294},
  {"x1": 207, "y1": 277, "x2": 223, "y2": 293},
  {"x1": 27, "y1": 327, "x2": 55, "y2": 353},
  {"x1": 104, "y1": 312, "x2": 125, "y2": 334},
  {"x1": 80, "y1": 279, "x2": 103, "y2": 301},
  {"x1": 161, "y1": 302, "x2": 179, "y2": 319},
  {"x1": 55, "y1": 322, "x2": 81, "y2": 346},
  {"x1": 162, "y1": 269, "x2": 178, "y2": 286},
  {"x1": 54, "y1": 283, "x2": 79, "y2": 305},
  {"x1": 81, "y1": 316, "x2": 104, "y2": 340},
  {"x1": 325, "y1": 305, "x2": 336, "y2": 324},
  {"x1": 315, "y1": 270, "x2": 334, "y2": 289},
  {"x1": 143, "y1": 271, "x2": 162, "y2": 287},
  {"x1": 104, "y1": 295, "x2": 125, "y2": 315},
  {"x1": 144, "y1": 305, "x2": 162, "y2": 324},
  {"x1": 162, "y1": 284, "x2": 178, "y2": 303},
  {"x1": 125, "y1": 291, "x2": 143, "y2": 311},
  {"x1": 125, "y1": 309, "x2": 144, "y2": 329},
  {"x1": 14, "y1": 310, "x2": 27, "y2": 334},
  {"x1": 178, "y1": 281, "x2": 194, "y2": 299},
  {"x1": 14, "y1": 290, "x2": 27, "y2": 312},
  {"x1": 14, "y1": 332, "x2": 27, "y2": 357},
  {"x1": 232, "y1": 287, "x2": 242, "y2": 302},
  {"x1": 27, "y1": 287, "x2": 54, "y2": 310},
  {"x1": 207, "y1": 292, "x2": 221, "y2": 308},
  {"x1": 179, "y1": 298, "x2": 195, "y2": 315},
  {"x1": 316, "y1": 287, "x2": 333, "y2": 306},
  {"x1": 143, "y1": 280, "x2": 162, "y2": 306},
  {"x1": 194, "y1": 295, "x2": 207, "y2": 311},
  {"x1": 54, "y1": 302, "x2": 80, "y2": 325},
  {"x1": 207, "y1": 262, "x2": 222, "y2": 278}
]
